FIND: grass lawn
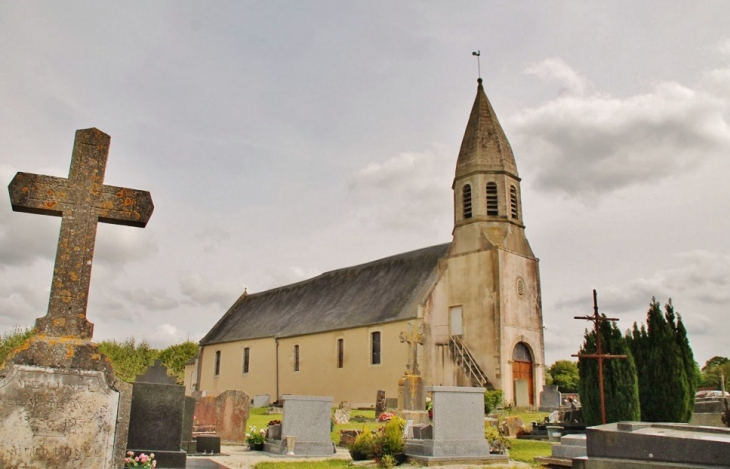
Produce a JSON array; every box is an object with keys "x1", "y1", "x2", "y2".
[
  {"x1": 255, "y1": 460, "x2": 353, "y2": 469},
  {"x1": 508, "y1": 439, "x2": 553, "y2": 465}
]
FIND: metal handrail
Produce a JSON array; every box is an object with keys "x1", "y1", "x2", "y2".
[{"x1": 449, "y1": 335, "x2": 494, "y2": 390}]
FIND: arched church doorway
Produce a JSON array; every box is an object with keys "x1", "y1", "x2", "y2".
[{"x1": 512, "y1": 342, "x2": 534, "y2": 406}]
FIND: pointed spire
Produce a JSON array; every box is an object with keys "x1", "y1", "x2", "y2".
[{"x1": 455, "y1": 78, "x2": 518, "y2": 179}]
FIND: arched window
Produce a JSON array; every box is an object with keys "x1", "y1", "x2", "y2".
[
  {"x1": 486, "y1": 182, "x2": 499, "y2": 216},
  {"x1": 463, "y1": 184, "x2": 473, "y2": 219},
  {"x1": 510, "y1": 185, "x2": 519, "y2": 219},
  {"x1": 512, "y1": 342, "x2": 532, "y2": 362}
]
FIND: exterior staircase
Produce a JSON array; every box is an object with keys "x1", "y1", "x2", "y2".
[{"x1": 449, "y1": 335, "x2": 495, "y2": 390}]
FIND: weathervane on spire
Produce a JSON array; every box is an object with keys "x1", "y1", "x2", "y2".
[{"x1": 472, "y1": 50, "x2": 481, "y2": 79}]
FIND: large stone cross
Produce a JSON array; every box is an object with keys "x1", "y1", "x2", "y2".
[
  {"x1": 399, "y1": 320, "x2": 425, "y2": 376},
  {"x1": 8, "y1": 128, "x2": 154, "y2": 339}
]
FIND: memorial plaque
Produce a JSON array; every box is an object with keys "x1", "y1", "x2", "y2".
[{"x1": 0, "y1": 365, "x2": 120, "y2": 468}]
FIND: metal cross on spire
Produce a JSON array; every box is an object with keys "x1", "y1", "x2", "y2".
[
  {"x1": 572, "y1": 289, "x2": 628, "y2": 424},
  {"x1": 8, "y1": 128, "x2": 154, "y2": 339}
]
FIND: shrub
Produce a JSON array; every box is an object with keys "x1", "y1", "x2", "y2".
[
  {"x1": 349, "y1": 417, "x2": 406, "y2": 465},
  {"x1": 484, "y1": 389, "x2": 504, "y2": 415},
  {"x1": 484, "y1": 423, "x2": 510, "y2": 454},
  {"x1": 349, "y1": 431, "x2": 375, "y2": 460}
]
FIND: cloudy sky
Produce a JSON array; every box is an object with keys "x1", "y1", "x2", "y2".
[{"x1": 1, "y1": 2, "x2": 729, "y2": 368}]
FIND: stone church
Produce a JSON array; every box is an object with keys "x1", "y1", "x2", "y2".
[{"x1": 186, "y1": 79, "x2": 545, "y2": 408}]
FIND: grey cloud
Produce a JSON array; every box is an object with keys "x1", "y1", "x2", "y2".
[
  {"x1": 95, "y1": 226, "x2": 158, "y2": 266},
  {"x1": 511, "y1": 64, "x2": 730, "y2": 198},
  {"x1": 123, "y1": 288, "x2": 179, "y2": 311},
  {"x1": 348, "y1": 148, "x2": 452, "y2": 232},
  {"x1": 179, "y1": 272, "x2": 244, "y2": 307}
]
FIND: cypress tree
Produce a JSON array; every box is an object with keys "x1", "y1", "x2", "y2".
[
  {"x1": 578, "y1": 317, "x2": 641, "y2": 426},
  {"x1": 627, "y1": 298, "x2": 696, "y2": 422}
]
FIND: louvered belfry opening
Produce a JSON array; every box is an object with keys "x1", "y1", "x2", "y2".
[
  {"x1": 463, "y1": 184, "x2": 473, "y2": 219},
  {"x1": 486, "y1": 182, "x2": 498, "y2": 216}
]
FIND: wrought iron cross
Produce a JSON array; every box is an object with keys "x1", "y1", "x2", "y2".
[
  {"x1": 8, "y1": 128, "x2": 154, "y2": 339},
  {"x1": 572, "y1": 289, "x2": 627, "y2": 424},
  {"x1": 399, "y1": 320, "x2": 425, "y2": 376}
]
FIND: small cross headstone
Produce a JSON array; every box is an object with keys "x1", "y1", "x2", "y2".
[{"x1": 0, "y1": 128, "x2": 154, "y2": 469}]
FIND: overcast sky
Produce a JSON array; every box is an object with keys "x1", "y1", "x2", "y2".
[{"x1": 1, "y1": 2, "x2": 729, "y2": 368}]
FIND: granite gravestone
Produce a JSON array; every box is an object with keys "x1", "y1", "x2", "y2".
[
  {"x1": 215, "y1": 390, "x2": 250, "y2": 442},
  {"x1": 539, "y1": 384, "x2": 561, "y2": 411},
  {"x1": 181, "y1": 396, "x2": 197, "y2": 453},
  {"x1": 574, "y1": 422, "x2": 730, "y2": 468},
  {"x1": 127, "y1": 360, "x2": 186, "y2": 468},
  {"x1": 0, "y1": 128, "x2": 153, "y2": 469},
  {"x1": 405, "y1": 386, "x2": 508, "y2": 465},
  {"x1": 193, "y1": 395, "x2": 217, "y2": 434},
  {"x1": 264, "y1": 395, "x2": 335, "y2": 456}
]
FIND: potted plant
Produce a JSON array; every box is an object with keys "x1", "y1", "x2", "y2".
[
  {"x1": 124, "y1": 451, "x2": 156, "y2": 468},
  {"x1": 246, "y1": 426, "x2": 267, "y2": 450}
]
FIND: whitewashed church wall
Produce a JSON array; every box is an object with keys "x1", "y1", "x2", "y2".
[
  {"x1": 276, "y1": 320, "x2": 410, "y2": 407},
  {"x1": 197, "y1": 337, "x2": 278, "y2": 399}
]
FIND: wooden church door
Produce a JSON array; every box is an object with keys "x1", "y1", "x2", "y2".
[{"x1": 512, "y1": 342, "x2": 534, "y2": 406}]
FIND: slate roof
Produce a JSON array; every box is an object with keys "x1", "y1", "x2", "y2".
[{"x1": 200, "y1": 243, "x2": 451, "y2": 345}]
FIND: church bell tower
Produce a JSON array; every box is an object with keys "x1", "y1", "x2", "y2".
[
  {"x1": 451, "y1": 78, "x2": 534, "y2": 258},
  {"x1": 437, "y1": 78, "x2": 544, "y2": 407}
]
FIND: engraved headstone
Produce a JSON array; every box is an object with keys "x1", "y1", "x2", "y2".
[
  {"x1": 215, "y1": 390, "x2": 250, "y2": 442},
  {"x1": 127, "y1": 361, "x2": 186, "y2": 468},
  {"x1": 0, "y1": 128, "x2": 154, "y2": 469}
]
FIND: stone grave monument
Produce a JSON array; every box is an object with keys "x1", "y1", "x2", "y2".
[
  {"x1": 0, "y1": 128, "x2": 154, "y2": 469},
  {"x1": 181, "y1": 395, "x2": 197, "y2": 454},
  {"x1": 215, "y1": 389, "x2": 250, "y2": 442},
  {"x1": 405, "y1": 386, "x2": 508, "y2": 465},
  {"x1": 574, "y1": 421, "x2": 730, "y2": 468},
  {"x1": 397, "y1": 321, "x2": 429, "y2": 424},
  {"x1": 264, "y1": 395, "x2": 336, "y2": 456},
  {"x1": 127, "y1": 360, "x2": 186, "y2": 468},
  {"x1": 539, "y1": 384, "x2": 561, "y2": 411}
]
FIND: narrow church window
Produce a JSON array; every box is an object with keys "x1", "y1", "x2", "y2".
[
  {"x1": 243, "y1": 347, "x2": 250, "y2": 374},
  {"x1": 486, "y1": 182, "x2": 499, "y2": 216},
  {"x1": 510, "y1": 185, "x2": 518, "y2": 219},
  {"x1": 294, "y1": 344, "x2": 300, "y2": 372},
  {"x1": 371, "y1": 331, "x2": 381, "y2": 365},
  {"x1": 214, "y1": 350, "x2": 221, "y2": 376},
  {"x1": 463, "y1": 184, "x2": 472, "y2": 219},
  {"x1": 337, "y1": 338, "x2": 344, "y2": 368}
]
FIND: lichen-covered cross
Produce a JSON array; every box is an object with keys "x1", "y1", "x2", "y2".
[
  {"x1": 399, "y1": 320, "x2": 425, "y2": 376},
  {"x1": 8, "y1": 128, "x2": 154, "y2": 339}
]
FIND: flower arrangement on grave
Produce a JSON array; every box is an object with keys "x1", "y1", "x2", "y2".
[
  {"x1": 124, "y1": 451, "x2": 156, "y2": 468},
  {"x1": 245, "y1": 425, "x2": 267, "y2": 448},
  {"x1": 266, "y1": 419, "x2": 282, "y2": 439},
  {"x1": 377, "y1": 411, "x2": 394, "y2": 422}
]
